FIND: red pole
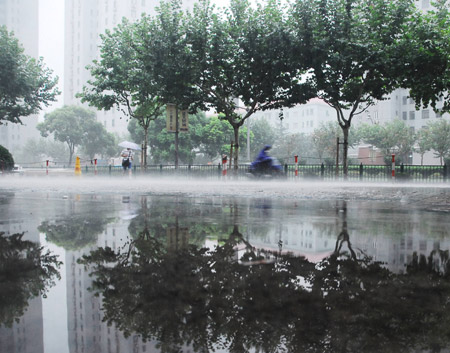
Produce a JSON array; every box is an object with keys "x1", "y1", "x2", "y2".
[
  {"x1": 391, "y1": 154, "x2": 395, "y2": 180},
  {"x1": 222, "y1": 155, "x2": 228, "y2": 177},
  {"x1": 294, "y1": 155, "x2": 298, "y2": 177},
  {"x1": 46, "y1": 160, "x2": 49, "y2": 175},
  {"x1": 94, "y1": 159, "x2": 98, "y2": 175}
]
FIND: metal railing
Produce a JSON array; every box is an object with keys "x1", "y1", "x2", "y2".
[{"x1": 26, "y1": 163, "x2": 449, "y2": 182}]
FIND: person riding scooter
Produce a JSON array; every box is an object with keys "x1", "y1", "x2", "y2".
[{"x1": 249, "y1": 145, "x2": 284, "y2": 176}]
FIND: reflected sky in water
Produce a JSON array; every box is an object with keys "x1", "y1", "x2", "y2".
[{"x1": 1, "y1": 191, "x2": 450, "y2": 353}]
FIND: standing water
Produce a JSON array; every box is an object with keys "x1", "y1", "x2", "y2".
[{"x1": 1, "y1": 176, "x2": 450, "y2": 352}]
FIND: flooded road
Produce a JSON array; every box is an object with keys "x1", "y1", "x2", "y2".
[{"x1": 1, "y1": 177, "x2": 450, "y2": 352}]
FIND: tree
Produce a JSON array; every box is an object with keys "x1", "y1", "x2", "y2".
[
  {"x1": 398, "y1": 0, "x2": 450, "y2": 113},
  {"x1": 15, "y1": 138, "x2": 69, "y2": 166},
  {"x1": 200, "y1": 116, "x2": 249, "y2": 162},
  {"x1": 427, "y1": 119, "x2": 450, "y2": 165},
  {"x1": 0, "y1": 232, "x2": 61, "y2": 327},
  {"x1": 37, "y1": 105, "x2": 96, "y2": 166},
  {"x1": 79, "y1": 19, "x2": 164, "y2": 168},
  {"x1": 39, "y1": 215, "x2": 111, "y2": 251},
  {"x1": 359, "y1": 120, "x2": 416, "y2": 164},
  {"x1": 187, "y1": 0, "x2": 314, "y2": 173},
  {"x1": 290, "y1": 0, "x2": 417, "y2": 177},
  {"x1": 248, "y1": 119, "x2": 277, "y2": 159},
  {"x1": 128, "y1": 111, "x2": 208, "y2": 164},
  {"x1": 0, "y1": 26, "x2": 59, "y2": 125},
  {"x1": 311, "y1": 122, "x2": 360, "y2": 164},
  {"x1": 80, "y1": 119, "x2": 117, "y2": 160},
  {"x1": 136, "y1": 0, "x2": 200, "y2": 168},
  {"x1": 415, "y1": 128, "x2": 432, "y2": 165},
  {"x1": 0, "y1": 145, "x2": 14, "y2": 171}
]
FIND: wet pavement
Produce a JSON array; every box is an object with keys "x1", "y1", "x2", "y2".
[{"x1": 1, "y1": 176, "x2": 450, "y2": 352}]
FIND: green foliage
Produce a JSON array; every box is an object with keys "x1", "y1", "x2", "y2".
[
  {"x1": 186, "y1": 0, "x2": 314, "y2": 168},
  {"x1": 39, "y1": 214, "x2": 112, "y2": 251},
  {"x1": 289, "y1": 0, "x2": 417, "y2": 175},
  {"x1": 80, "y1": 119, "x2": 117, "y2": 159},
  {"x1": 426, "y1": 119, "x2": 450, "y2": 165},
  {"x1": 249, "y1": 119, "x2": 277, "y2": 158},
  {"x1": 359, "y1": 120, "x2": 416, "y2": 164},
  {"x1": 128, "y1": 111, "x2": 207, "y2": 164},
  {"x1": 201, "y1": 116, "x2": 249, "y2": 161},
  {"x1": 37, "y1": 105, "x2": 105, "y2": 166},
  {"x1": 14, "y1": 138, "x2": 69, "y2": 166},
  {"x1": 0, "y1": 145, "x2": 14, "y2": 171},
  {"x1": 0, "y1": 26, "x2": 59, "y2": 125},
  {"x1": 79, "y1": 225, "x2": 450, "y2": 352},
  {"x1": 415, "y1": 128, "x2": 432, "y2": 165},
  {"x1": 79, "y1": 18, "x2": 164, "y2": 166},
  {"x1": 311, "y1": 122, "x2": 360, "y2": 163},
  {"x1": 0, "y1": 232, "x2": 61, "y2": 327},
  {"x1": 398, "y1": 0, "x2": 450, "y2": 113}
]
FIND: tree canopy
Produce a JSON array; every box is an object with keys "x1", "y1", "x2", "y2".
[
  {"x1": 289, "y1": 0, "x2": 418, "y2": 176},
  {"x1": 0, "y1": 26, "x2": 59, "y2": 125},
  {"x1": 78, "y1": 19, "x2": 164, "y2": 167},
  {"x1": 0, "y1": 232, "x2": 61, "y2": 327},
  {"x1": 186, "y1": 0, "x2": 315, "y2": 170},
  {"x1": 398, "y1": 0, "x2": 450, "y2": 113},
  {"x1": 358, "y1": 120, "x2": 416, "y2": 164},
  {"x1": 37, "y1": 105, "x2": 112, "y2": 166}
]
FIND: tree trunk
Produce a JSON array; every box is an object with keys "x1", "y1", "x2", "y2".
[
  {"x1": 143, "y1": 127, "x2": 148, "y2": 170},
  {"x1": 68, "y1": 143, "x2": 75, "y2": 167},
  {"x1": 233, "y1": 125, "x2": 240, "y2": 174},
  {"x1": 342, "y1": 125, "x2": 349, "y2": 179}
]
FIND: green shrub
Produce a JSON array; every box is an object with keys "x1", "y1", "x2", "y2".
[{"x1": 0, "y1": 145, "x2": 14, "y2": 171}]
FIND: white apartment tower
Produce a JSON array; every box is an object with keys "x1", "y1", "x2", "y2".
[
  {"x1": 0, "y1": 0, "x2": 40, "y2": 155},
  {"x1": 64, "y1": 0, "x2": 195, "y2": 136}
]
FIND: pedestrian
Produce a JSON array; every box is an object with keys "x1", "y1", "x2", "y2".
[{"x1": 121, "y1": 148, "x2": 133, "y2": 176}]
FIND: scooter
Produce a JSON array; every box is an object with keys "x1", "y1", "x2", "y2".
[{"x1": 248, "y1": 157, "x2": 285, "y2": 178}]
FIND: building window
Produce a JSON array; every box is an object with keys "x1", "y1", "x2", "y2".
[
  {"x1": 408, "y1": 98, "x2": 414, "y2": 105},
  {"x1": 436, "y1": 111, "x2": 442, "y2": 118},
  {"x1": 422, "y1": 110, "x2": 429, "y2": 119},
  {"x1": 409, "y1": 111, "x2": 415, "y2": 120},
  {"x1": 402, "y1": 96, "x2": 408, "y2": 105},
  {"x1": 112, "y1": 119, "x2": 115, "y2": 127}
]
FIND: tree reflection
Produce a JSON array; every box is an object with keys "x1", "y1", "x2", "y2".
[
  {"x1": 0, "y1": 232, "x2": 61, "y2": 327},
  {"x1": 79, "y1": 201, "x2": 450, "y2": 353},
  {"x1": 38, "y1": 211, "x2": 113, "y2": 250}
]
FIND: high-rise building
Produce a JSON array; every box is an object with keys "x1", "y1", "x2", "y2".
[
  {"x1": 0, "y1": 0, "x2": 41, "y2": 155},
  {"x1": 64, "y1": 0, "x2": 195, "y2": 137}
]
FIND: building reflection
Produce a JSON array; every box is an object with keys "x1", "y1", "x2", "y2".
[
  {"x1": 76, "y1": 196, "x2": 450, "y2": 352},
  {"x1": 4, "y1": 194, "x2": 450, "y2": 352},
  {"x1": 0, "y1": 192, "x2": 58, "y2": 353}
]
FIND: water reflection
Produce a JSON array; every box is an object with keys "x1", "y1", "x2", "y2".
[
  {"x1": 77, "y1": 198, "x2": 450, "y2": 353},
  {"x1": 3, "y1": 192, "x2": 450, "y2": 352},
  {"x1": 0, "y1": 232, "x2": 62, "y2": 353},
  {"x1": 0, "y1": 232, "x2": 62, "y2": 327}
]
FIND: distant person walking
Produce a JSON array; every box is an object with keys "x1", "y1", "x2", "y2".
[{"x1": 121, "y1": 148, "x2": 133, "y2": 176}]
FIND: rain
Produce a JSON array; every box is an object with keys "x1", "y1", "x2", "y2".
[{"x1": 2, "y1": 0, "x2": 450, "y2": 352}]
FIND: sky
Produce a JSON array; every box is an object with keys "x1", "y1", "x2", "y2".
[{"x1": 39, "y1": 0, "x2": 65, "y2": 115}]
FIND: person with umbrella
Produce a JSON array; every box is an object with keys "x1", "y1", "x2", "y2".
[
  {"x1": 118, "y1": 141, "x2": 140, "y2": 176},
  {"x1": 121, "y1": 147, "x2": 134, "y2": 174}
]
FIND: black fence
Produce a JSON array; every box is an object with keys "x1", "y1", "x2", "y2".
[{"x1": 39, "y1": 162, "x2": 450, "y2": 182}]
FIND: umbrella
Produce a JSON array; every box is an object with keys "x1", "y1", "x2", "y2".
[{"x1": 118, "y1": 141, "x2": 141, "y2": 151}]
